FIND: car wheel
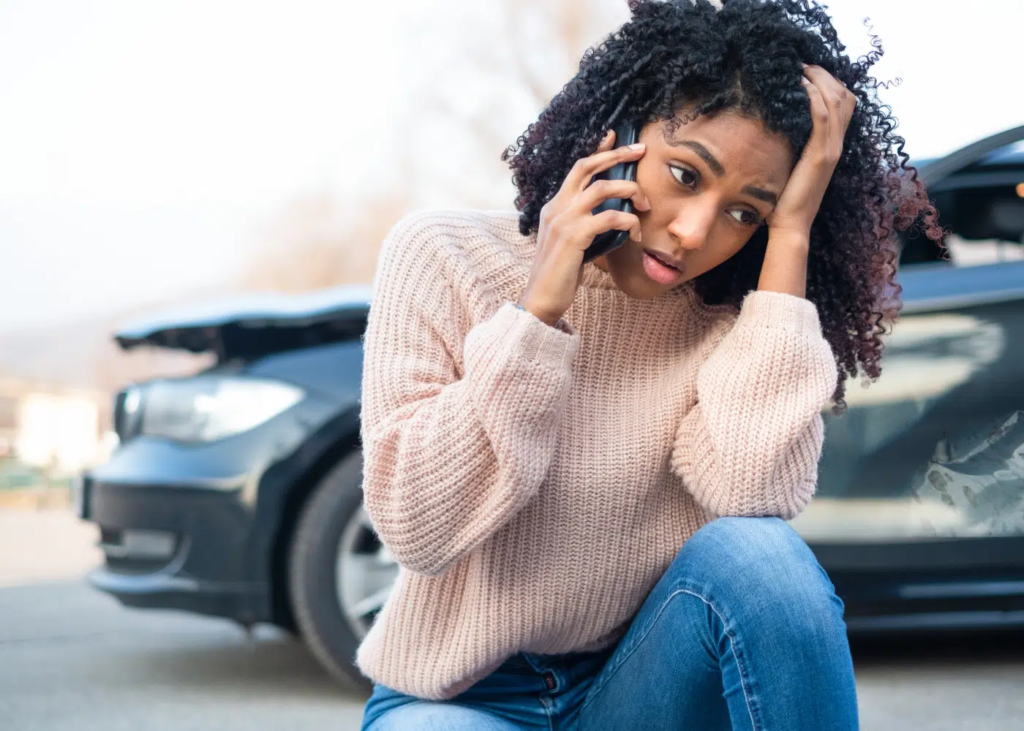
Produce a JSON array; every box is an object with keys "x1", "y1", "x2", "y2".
[{"x1": 288, "y1": 449, "x2": 398, "y2": 692}]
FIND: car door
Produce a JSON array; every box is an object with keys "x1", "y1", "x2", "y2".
[{"x1": 789, "y1": 125, "x2": 1024, "y2": 626}]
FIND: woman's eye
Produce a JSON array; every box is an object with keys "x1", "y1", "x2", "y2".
[
  {"x1": 669, "y1": 166, "x2": 698, "y2": 188},
  {"x1": 728, "y1": 209, "x2": 761, "y2": 226}
]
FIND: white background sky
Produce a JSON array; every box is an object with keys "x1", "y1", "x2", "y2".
[{"x1": 1, "y1": 0, "x2": 1022, "y2": 333}]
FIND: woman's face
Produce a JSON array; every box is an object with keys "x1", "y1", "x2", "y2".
[{"x1": 592, "y1": 110, "x2": 794, "y2": 299}]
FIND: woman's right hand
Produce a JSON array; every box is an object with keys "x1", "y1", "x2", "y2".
[{"x1": 518, "y1": 129, "x2": 649, "y2": 327}]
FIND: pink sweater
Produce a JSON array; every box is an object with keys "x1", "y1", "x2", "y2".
[{"x1": 355, "y1": 209, "x2": 838, "y2": 700}]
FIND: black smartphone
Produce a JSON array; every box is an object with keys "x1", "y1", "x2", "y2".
[{"x1": 582, "y1": 119, "x2": 641, "y2": 264}]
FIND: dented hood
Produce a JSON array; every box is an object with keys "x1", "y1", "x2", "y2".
[{"x1": 114, "y1": 285, "x2": 373, "y2": 360}]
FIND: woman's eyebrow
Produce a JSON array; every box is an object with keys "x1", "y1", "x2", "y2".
[
  {"x1": 743, "y1": 186, "x2": 778, "y2": 205},
  {"x1": 673, "y1": 140, "x2": 726, "y2": 177}
]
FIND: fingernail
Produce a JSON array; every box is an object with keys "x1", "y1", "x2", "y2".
[
  {"x1": 628, "y1": 142, "x2": 645, "y2": 151},
  {"x1": 801, "y1": 77, "x2": 811, "y2": 85}
]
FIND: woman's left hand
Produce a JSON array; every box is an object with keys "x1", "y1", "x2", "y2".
[{"x1": 766, "y1": 64, "x2": 857, "y2": 240}]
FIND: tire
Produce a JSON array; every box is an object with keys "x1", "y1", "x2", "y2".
[{"x1": 288, "y1": 450, "x2": 398, "y2": 692}]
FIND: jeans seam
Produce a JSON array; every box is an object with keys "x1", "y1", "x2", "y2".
[
  {"x1": 576, "y1": 586, "x2": 761, "y2": 730},
  {"x1": 521, "y1": 653, "x2": 557, "y2": 731},
  {"x1": 537, "y1": 696, "x2": 555, "y2": 731},
  {"x1": 683, "y1": 588, "x2": 760, "y2": 731}
]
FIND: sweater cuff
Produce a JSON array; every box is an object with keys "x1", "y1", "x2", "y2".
[
  {"x1": 735, "y1": 289, "x2": 822, "y2": 337},
  {"x1": 492, "y1": 301, "x2": 579, "y2": 370}
]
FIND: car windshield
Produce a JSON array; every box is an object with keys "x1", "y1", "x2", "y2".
[{"x1": 900, "y1": 140, "x2": 1024, "y2": 268}]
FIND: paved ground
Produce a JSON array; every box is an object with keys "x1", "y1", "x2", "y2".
[
  {"x1": 1, "y1": 509, "x2": 1023, "y2": 730},
  {"x1": 0, "y1": 509, "x2": 368, "y2": 730},
  {"x1": 0, "y1": 508, "x2": 102, "y2": 588},
  {"x1": 0, "y1": 581, "x2": 367, "y2": 731}
]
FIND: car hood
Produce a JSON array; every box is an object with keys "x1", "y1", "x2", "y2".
[
  {"x1": 114, "y1": 284, "x2": 373, "y2": 360},
  {"x1": 915, "y1": 124, "x2": 1024, "y2": 185}
]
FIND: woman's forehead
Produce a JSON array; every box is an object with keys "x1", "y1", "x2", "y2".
[{"x1": 652, "y1": 113, "x2": 793, "y2": 183}]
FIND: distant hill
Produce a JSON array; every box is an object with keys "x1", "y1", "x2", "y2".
[{"x1": 0, "y1": 318, "x2": 107, "y2": 390}]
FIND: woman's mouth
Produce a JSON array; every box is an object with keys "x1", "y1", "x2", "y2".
[{"x1": 642, "y1": 249, "x2": 685, "y2": 284}]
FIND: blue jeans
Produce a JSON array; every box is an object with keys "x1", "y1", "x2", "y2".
[{"x1": 360, "y1": 517, "x2": 859, "y2": 730}]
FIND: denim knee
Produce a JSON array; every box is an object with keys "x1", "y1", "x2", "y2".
[{"x1": 669, "y1": 516, "x2": 842, "y2": 625}]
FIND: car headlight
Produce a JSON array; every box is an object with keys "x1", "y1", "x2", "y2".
[
  {"x1": 113, "y1": 385, "x2": 145, "y2": 443},
  {"x1": 135, "y1": 376, "x2": 304, "y2": 443}
]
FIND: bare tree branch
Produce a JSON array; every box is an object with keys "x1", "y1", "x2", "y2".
[{"x1": 233, "y1": 1, "x2": 627, "y2": 294}]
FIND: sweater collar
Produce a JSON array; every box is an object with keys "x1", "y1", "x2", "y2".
[{"x1": 579, "y1": 259, "x2": 618, "y2": 289}]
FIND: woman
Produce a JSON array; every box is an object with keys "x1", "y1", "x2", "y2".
[{"x1": 356, "y1": 0, "x2": 941, "y2": 728}]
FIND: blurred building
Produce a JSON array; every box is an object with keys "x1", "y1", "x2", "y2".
[{"x1": 0, "y1": 378, "x2": 110, "y2": 482}]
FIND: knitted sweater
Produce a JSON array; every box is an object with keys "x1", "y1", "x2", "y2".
[{"x1": 355, "y1": 208, "x2": 838, "y2": 700}]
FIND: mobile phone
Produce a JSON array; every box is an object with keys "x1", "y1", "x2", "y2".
[{"x1": 582, "y1": 119, "x2": 641, "y2": 264}]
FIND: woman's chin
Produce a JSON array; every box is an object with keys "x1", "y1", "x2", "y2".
[{"x1": 618, "y1": 275, "x2": 665, "y2": 299}]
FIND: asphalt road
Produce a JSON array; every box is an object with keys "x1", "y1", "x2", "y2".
[
  {"x1": 0, "y1": 510, "x2": 368, "y2": 730},
  {"x1": 1, "y1": 510, "x2": 1023, "y2": 730}
]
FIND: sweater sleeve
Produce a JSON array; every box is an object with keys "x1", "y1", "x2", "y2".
[
  {"x1": 670, "y1": 289, "x2": 837, "y2": 520},
  {"x1": 359, "y1": 212, "x2": 580, "y2": 576}
]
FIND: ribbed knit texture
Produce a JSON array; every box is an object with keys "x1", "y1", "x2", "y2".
[{"x1": 356, "y1": 209, "x2": 838, "y2": 700}]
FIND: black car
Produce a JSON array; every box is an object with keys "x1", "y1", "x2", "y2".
[{"x1": 77, "y1": 125, "x2": 1024, "y2": 690}]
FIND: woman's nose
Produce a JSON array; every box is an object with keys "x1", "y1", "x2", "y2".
[{"x1": 667, "y1": 201, "x2": 716, "y2": 252}]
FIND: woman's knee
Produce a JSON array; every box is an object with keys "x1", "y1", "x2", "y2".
[
  {"x1": 684, "y1": 516, "x2": 812, "y2": 563},
  {"x1": 671, "y1": 516, "x2": 841, "y2": 619}
]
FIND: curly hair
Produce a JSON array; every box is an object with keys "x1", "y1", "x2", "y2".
[{"x1": 501, "y1": 0, "x2": 943, "y2": 414}]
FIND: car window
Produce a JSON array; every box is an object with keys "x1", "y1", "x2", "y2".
[{"x1": 899, "y1": 141, "x2": 1024, "y2": 268}]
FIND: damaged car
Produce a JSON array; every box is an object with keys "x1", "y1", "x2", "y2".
[{"x1": 78, "y1": 123, "x2": 1024, "y2": 689}]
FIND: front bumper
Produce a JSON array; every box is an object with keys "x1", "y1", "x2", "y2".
[
  {"x1": 77, "y1": 395, "x2": 343, "y2": 624},
  {"x1": 81, "y1": 476, "x2": 269, "y2": 623}
]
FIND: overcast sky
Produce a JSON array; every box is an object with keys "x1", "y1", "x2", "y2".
[{"x1": 1, "y1": 0, "x2": 1022, "y2": 333}]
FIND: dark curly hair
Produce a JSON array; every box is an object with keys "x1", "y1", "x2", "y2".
[{"x1": 501, "y1": 0, "x2": 943, "y2": 415}]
